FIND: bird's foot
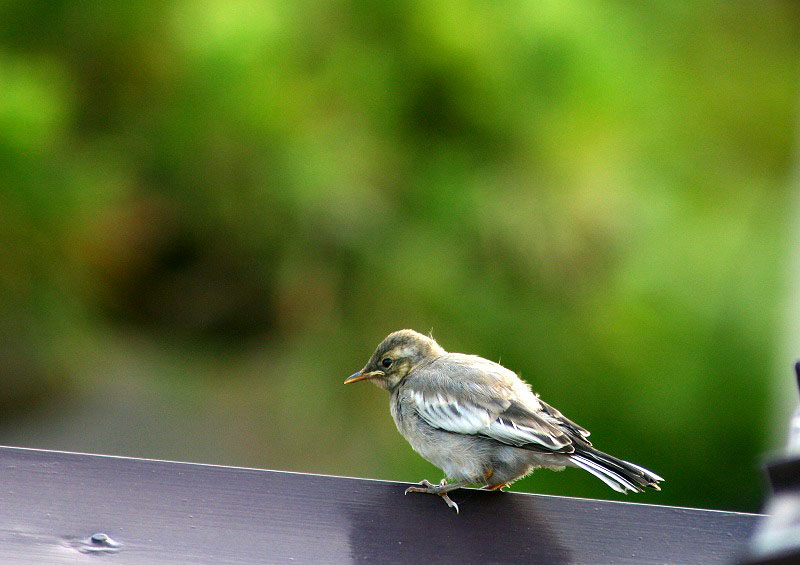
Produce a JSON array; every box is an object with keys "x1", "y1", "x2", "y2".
[
  {"x1": 404, "y1": 479, "x2": 461, "y2": 513},
  {"x1": 483, "y1": 482, "x2": 511, "y2": 491}
]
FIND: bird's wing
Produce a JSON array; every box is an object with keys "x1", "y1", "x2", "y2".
[
  {"x1": 537, "y1": 398, "x2": 592, "y2": 443},
  {"x1": 405, "y1": 354, "x2": 577, "y2": 452}
]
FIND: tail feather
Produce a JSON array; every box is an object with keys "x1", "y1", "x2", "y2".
[
  {"x1": 571, "y1": 455, "x2": 638, "y2": 493},
  {"x1": 569, "y1": 446, "x2": 663, "y2": 493}
]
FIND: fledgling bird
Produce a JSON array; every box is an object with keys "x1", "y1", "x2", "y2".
[{"x1": 345, "y1": 329, "x2": 663, "y2": 513}]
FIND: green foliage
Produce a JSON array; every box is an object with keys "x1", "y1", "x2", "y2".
[{"x1": 1, "y1": 0, "x2": 798, "y2": 512}]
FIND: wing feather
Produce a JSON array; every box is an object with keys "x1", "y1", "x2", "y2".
[{"x1": 406, "y1": 354, "x2": 576, "y2": 452}]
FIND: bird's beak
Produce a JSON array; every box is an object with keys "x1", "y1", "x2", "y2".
[{"x1": 344, "y1": 370, "x2": 385, "y2": 384}]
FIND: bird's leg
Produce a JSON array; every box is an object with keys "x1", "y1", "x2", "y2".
[
  {"x1": 479, "y1": 467, "x2": 510, "y2": 490},
  {"x1": 404, "y1": 479, "x2": 471, "y2": 513},
  {"x1": 483, "y1": 482, "x2": 511, "y2": 491}
]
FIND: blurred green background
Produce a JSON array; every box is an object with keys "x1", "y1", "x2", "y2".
[{"x1": 1, "y1": 1, "x2": 798, "y2": 513}]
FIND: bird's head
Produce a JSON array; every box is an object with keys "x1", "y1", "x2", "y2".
[{"x1": 344, "y1": 329, "x2": 445, "y2": 390}]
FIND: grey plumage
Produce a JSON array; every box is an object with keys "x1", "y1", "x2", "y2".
[{"x1": 345, "y1": 329, "x2": 663, "y2": 512}]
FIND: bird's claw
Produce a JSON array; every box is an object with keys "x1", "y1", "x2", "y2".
[
  {"x1": 483, "y1": 482, "x2": 511, "y2": 491},
  {"x1": 404, "y1": 479, "x2": 460, "y2": 513},
  {"x1": 404, "y1": 479, "x2": 435, "y2": 493},
  {"x1": 439, "y1": 493, "x2": 459, "y2": 513}
]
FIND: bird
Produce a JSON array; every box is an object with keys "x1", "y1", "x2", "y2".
[{"x1": 344, "y1": 329, "x2": 663, "y2": 513}]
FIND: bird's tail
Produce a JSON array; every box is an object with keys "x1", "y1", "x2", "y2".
[{"x1": 569, "y1": 446, "x2": 663, "y2": 494}]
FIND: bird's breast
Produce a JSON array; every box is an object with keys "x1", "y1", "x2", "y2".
[{"x1": 389, "y1": 388, "x2": 495, "y2": 481}]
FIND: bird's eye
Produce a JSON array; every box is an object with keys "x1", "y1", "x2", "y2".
[{"x1": 381, "y1": 357, "x2": 393, "y2": 368}]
